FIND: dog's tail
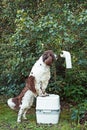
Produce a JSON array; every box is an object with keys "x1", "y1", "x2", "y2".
[
  {"x1": 7, "y1": 76, "x2": 36, "y2": 110},
  {"x1": 7, "y1": 98, "x2": 16, "y2": 110}
]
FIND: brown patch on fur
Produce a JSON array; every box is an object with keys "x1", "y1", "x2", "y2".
[
  {"x1": 12, "y1": 97, "x2": 21, "y2": 110},
  {"x1": 26, "y1": 76, "x2": 36, "y2": 93},
  {"x1": 43, "y1": 50, "x2": 55, "y2": 66},
  {"x1": 12, "y1": 76, "x2": 36, "y2": 110}
]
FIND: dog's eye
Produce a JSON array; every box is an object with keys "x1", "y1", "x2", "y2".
[{"x1": 43, "y1": 54, "x2": 48, "y2": 61}]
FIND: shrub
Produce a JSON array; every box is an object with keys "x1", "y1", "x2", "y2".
[{"x1": 0, "y1": 1, "x2": 87, "y2": 103}]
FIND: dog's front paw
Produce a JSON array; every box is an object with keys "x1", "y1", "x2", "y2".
[
  {"x1": 39, "y1": 93, "x2": 49, "y2": 97},
  {"x1": 44, "y1": 93, "x2": 49, "y2": 96}
]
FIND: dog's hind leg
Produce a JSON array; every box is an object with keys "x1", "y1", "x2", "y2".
[
  {"x1": 17, "y1": 108, "x2": 24, "y2": 123},
  {"x1": 23, "y1": 97, "x2": 34, "y2": 121},
  {"x1": 23, "y1": 108, "x2": 28, "y2": 120}
]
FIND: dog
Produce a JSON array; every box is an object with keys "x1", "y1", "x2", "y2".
[{"x1": 7, "y1": 50, "x2": 57, "y2": 123}]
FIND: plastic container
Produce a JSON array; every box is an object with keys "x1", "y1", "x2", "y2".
[{"x1": 36, "y1": 94, "x2": 60, "y2": 124}]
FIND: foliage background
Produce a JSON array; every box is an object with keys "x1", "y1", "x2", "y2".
[{"x1": 0, "y1": 0, "x2": 87, "y2": 103}]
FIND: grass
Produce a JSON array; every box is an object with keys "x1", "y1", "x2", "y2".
[{"x1": 0, "y1": 97, "x2": 86, "y2": 130}]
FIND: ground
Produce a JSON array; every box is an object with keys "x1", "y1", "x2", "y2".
[{"x1": 0, "y1": 96, "x2": 86, "y2": 130}]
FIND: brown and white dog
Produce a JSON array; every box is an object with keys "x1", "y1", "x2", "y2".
[{"x1": 7, "y1": 50, "x2": 57, "y2": 123}]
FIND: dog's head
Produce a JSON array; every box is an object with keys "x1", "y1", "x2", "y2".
[{"x1": 42, "y1": 50, "x2": 57, "y2": 66}]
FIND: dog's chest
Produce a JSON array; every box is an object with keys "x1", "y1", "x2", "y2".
[{"x1": 30, "y1": 58, "x2": 50, "y2": 81}]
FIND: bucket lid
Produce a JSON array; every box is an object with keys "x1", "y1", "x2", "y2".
[{"x1": 36, "y1": 94, "x2": 60, "y2": 110}]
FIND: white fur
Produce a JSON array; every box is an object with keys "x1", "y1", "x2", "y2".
[
  {"x1": 7, "y1": 54, "x2": 54, "y2": 123},
  {"x1": 7, "y1": 98, "x2": 16, "y2": 110},
  {"x1": 30, "y1": 56, "x2": 50, "y2": 95}
]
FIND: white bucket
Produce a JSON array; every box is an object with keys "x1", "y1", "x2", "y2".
[{"x1": 36, "y1": 94, "x2": 60, "y2": 124}]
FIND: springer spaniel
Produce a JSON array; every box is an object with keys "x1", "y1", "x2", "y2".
[{"x1": 7, "y1": 50, "x2": 57, "y2": 123}]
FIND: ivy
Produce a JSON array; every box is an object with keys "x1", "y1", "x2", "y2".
[{"x1": 0, "y1": 1, "x2": 87, "y2": 102}]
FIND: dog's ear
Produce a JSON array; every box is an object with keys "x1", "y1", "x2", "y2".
[{"x1": 26, "y1": 76, "x2": 36, "y2": 93}]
